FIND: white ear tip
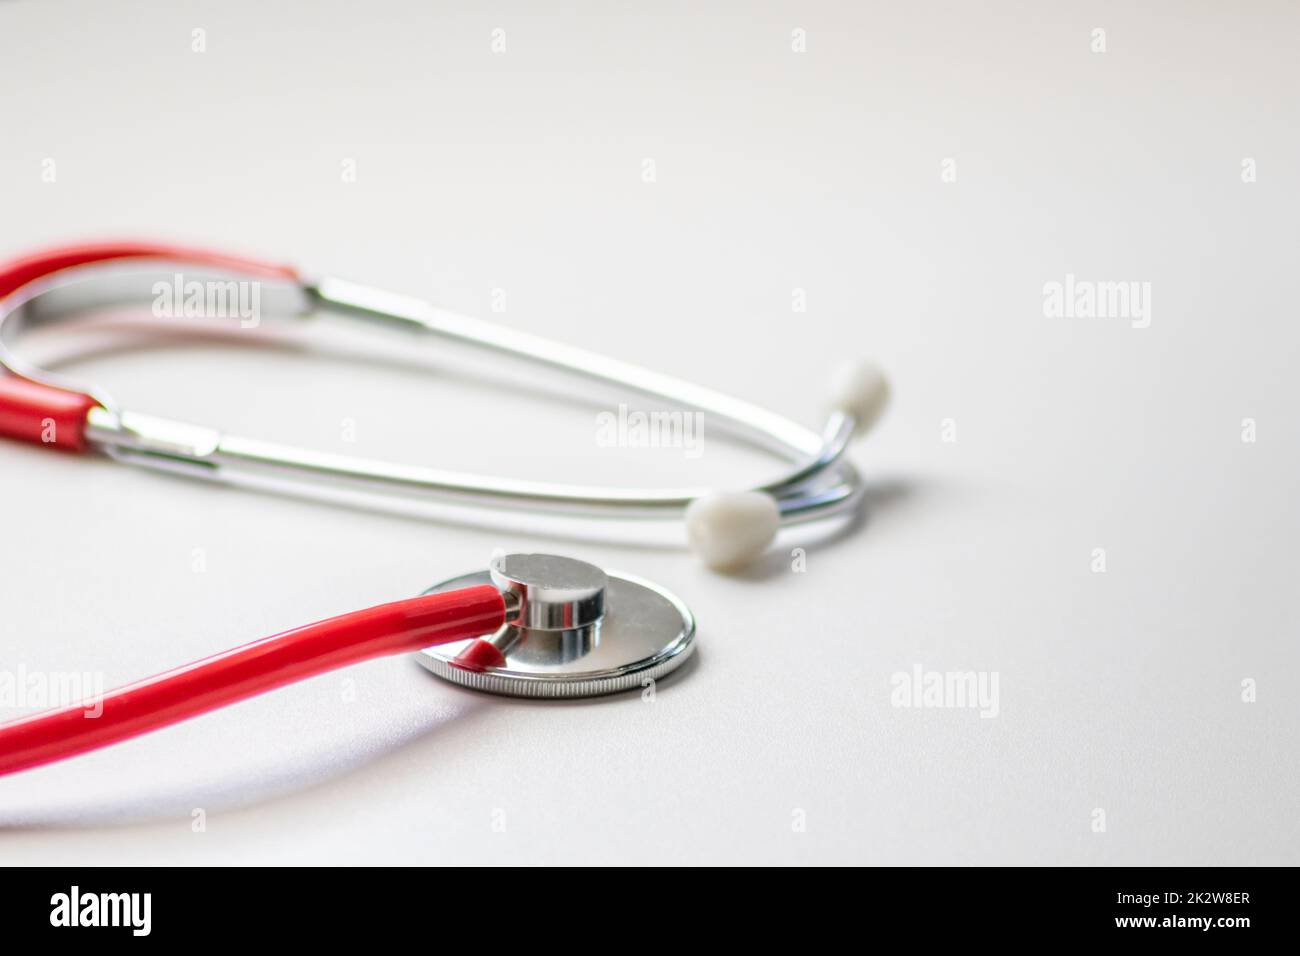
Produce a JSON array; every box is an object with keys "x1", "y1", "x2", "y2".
[
  {"x1": 829, "y1": 360, "x2": 890, "y2": 436},
  {"x1": 685, "y1": 491, "x2": 781, "y2": 570}
]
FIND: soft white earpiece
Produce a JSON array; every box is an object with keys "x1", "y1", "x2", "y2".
[
  {"x1": 685, "y1": 491, "x2": 781, "y2": 570},
  {"x1": 828, "y1": 359, "x2": 890, "y2": 436}
]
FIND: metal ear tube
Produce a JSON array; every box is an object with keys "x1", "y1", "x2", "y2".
[{"x1": 0, "y1": 241, "x2": 890, "y2": 572}]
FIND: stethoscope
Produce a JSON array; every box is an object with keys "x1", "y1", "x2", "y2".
[{"x1": 0, "y1": 241, "x2": 890, "y2": 777}]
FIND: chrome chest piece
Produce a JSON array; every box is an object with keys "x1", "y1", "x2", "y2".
[{"x1": 416, "y1": 553, "x2": 696, "y2": 698}]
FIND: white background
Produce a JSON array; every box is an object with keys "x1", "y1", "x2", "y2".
[{"x1": 1, "y1": 0, "x2": 1296, "y2": 865}]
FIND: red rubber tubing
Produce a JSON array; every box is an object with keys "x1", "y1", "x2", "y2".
[
  {"x1": 0, "y1": 240, "x2": 299, "y2": 299},
  {"x1": 0, "y1": 240, "x2": 300, "y2": 452},
  {"x1": 0, "y1": 584, "x2": 505, "y2": 777},
  {"x1": 0, "y1": 376, "x2": 102, "y2": 451}
]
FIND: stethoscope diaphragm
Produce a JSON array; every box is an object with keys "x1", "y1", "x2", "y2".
[{"x1": 416, "y1": 553, "x2": 696, "y2": 698}]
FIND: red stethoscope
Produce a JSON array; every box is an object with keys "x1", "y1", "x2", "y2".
[
  {"x1": 0, "y1": 575, "x2": 510, "y2": 777},
  {"x1": 0, "y1": 239, "x2": 886, "y2": 777},
  {"x1": 0, "y1": 548, "x2": 695, "y2": 778}
]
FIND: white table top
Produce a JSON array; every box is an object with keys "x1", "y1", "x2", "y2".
[{"x1": 0, "y1": 0, "x2": 1295, "y2": 865}]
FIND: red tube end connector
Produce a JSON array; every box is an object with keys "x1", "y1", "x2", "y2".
[{"x1": 0, "y1": 376, "x2": 100, "y2": 452}]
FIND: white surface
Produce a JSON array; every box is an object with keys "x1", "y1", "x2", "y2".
[{"x1": 1, "y1": 0, "x2": 1297, "y2": 865}]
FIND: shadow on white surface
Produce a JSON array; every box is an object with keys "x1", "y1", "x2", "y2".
[
  {"x1": 718, "y1": 476, "x2": 924, "y2": 581},
  {"x1": 0, "y1": 692, "x2": 489, "y2": 831}
]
